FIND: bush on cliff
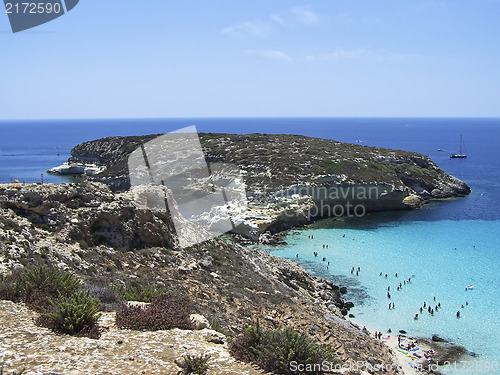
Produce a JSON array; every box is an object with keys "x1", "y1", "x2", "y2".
[
  {"x1": 0, "y1": 265, "x2": 102, "y2": 338},
  {"x1": 115, "y1": 294, "x2": 193, "y2": 331},
  {"x1": 0, "y1": 265, "x2": 80, "y2": 310},
  {"x1": 37, "y1": 290, "x2": 102, "y2": 338},
  {"x1": 178, "y1": 354, "x2": 211, "y2": 375},
  {"x1": 230, "y1": 321, "x2": 336, "y2": 375},
  {"x1": 112, "y1": 283, "x2": 166, "y2": 303}
]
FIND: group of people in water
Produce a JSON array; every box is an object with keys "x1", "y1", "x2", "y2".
[
  {"x1": 378, "y1": 271, "x2": 471, "y2": 321},
  {"x1": 301, "y1": 233, "x2": 471, "y2": 323}
]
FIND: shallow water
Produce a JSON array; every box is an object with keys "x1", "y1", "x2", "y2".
[{"x1": 261, "y1": 214, "x2": 500, "y2": 373}]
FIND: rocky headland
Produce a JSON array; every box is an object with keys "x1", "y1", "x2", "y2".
[
  {"x1": 1, "y1": 182, "x2": 403, "y2": 374},
  {"x1": 49, "y1": 133, "x2": 470, "y2": 239}
]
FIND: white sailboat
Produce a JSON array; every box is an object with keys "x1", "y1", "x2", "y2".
[{"x1": 450, "y1": 134, "x2": 467, "y2": 159}]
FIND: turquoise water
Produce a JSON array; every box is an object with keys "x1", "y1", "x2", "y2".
[{"x1": 261, "y1": 214, "x2": 500, "y2": 373}]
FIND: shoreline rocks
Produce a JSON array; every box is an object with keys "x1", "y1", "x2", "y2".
[
  {"x1": 0, "y1": 182, "x2": 402, "y2": 374},
  {"x1": 54, "y1": 132, "x2": 471, "y2": 240}
]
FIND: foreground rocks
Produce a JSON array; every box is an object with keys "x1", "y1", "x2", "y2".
[
  {"x1": 0, "y1": 182, "x2": 402, "y2": 374},
  {"x1": 0, "y1": 300, "x2": 262, "y2": 375}
]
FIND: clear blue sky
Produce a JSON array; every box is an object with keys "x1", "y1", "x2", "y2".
[{"x1": 1, "y1": 0, "x2": 499, "y2": 119}]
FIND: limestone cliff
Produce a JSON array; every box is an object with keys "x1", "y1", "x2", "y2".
[
  {"x1": 52, "y1": 133, "x2": 471, "y2": 238},
  {"x1": 0, "y1": 182, "x2": 402, "y2": 374}
]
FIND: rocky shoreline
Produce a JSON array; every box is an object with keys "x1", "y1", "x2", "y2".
[
  {"x1": 49, "y1": 132, "x2": 471, "y2": 241},
  {"x1": 0, "y1": 182, "x2": 403, "y2": 374}
]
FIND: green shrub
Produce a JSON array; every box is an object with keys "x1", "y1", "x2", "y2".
[
  {"x1": 230, "y1": 322, "x2": 336, "y2": 375},
  {"x1": 181, "y1": 354, "x2": 211, "y2": 374},
  {"x1": 16, "y1": 265, "x2": 81, "y2": 310},
  {"x1": 321, "y1": 159, "x2": 339, "y2": 170},
  {"x1": 116, "y1": 294, "x2": 193, "y2": 331},
  {"x1": 112, "y1": 284, "x2": 165, "y2": 303},
  {"x1": 0, "y1": 275, "x2": 17, "y2": 302},
  {"x1": 39, "y1": 290, "x2": 101, "y2": 336}
]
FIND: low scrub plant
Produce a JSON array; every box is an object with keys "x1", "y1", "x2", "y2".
[
  {"x1": 230, "y1": 321, "x2": 336, "y2": 375},
  {"x1": 37, "y1": 290, "x2": 101, "y2": 338},
  {"x1": 180, "y1": 354, "x2": 211, "y2": 375},
  {"x1": 112, "y1": 284, "x2": 165, "y2": 303},
  {"x1": 0, "y1": 265, "x2": 80, "y2": 310},
  {"x1": 116, "y1": 294, "x2": 193, "y2": 331}
]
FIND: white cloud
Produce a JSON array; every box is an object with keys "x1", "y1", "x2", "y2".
[
  {"x1": 270, "y1": 14, "x2": 286, "y2": 26},
  {"x1": 305, "y1": 49, "x2": 418, "y2": 62},
  {"x1": 290, "y1": 5, "x2": 320, "y2": 25},
  {"x1": 221, "y1": 20, "x2": 270, "y2": 38},
  {"x1": 244, "y1": 50, "x2": 293, "y2": 63},
  {"x1": 222, "y1": 5, "x2": 319, "y2": 39},
  {"x1": 306, "y1": 49, "x2": 367, "y2": 61}
]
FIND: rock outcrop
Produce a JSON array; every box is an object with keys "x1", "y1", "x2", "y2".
[
  {"x1": 49, "y1": 133, "x2": 471, "y2": 240},
  {"x1": 0, "y1": 182, "x2": 401, "y2": 374}
]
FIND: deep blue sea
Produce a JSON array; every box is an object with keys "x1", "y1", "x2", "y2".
[{"x1": 1, "y1": 118, "x2": 499, "y2": 373}]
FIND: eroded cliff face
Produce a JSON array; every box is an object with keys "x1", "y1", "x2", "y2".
[
  {"x1": 51, "y1": 133, "x2": 470, "y2": 238},
  {"x1": 0, "y1": 182, "x2": 402, "y2": 374}
]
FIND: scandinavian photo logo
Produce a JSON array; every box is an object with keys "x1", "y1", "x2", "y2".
[
  {"x1": 4, "y1": 0, "x2": 79, "y2": 33},
  {"x1": 127, "y1": 126, "x2": 248, "y2": 248}
]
